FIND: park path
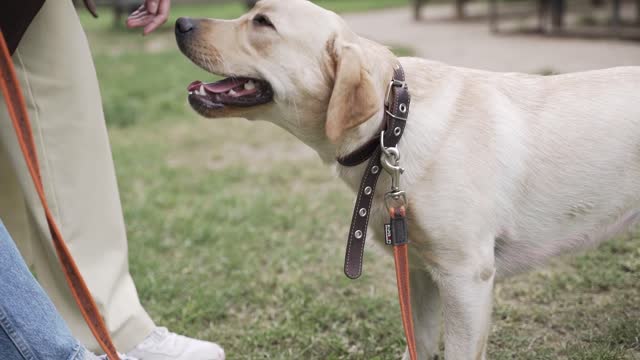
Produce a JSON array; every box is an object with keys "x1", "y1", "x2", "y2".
[{"x1": 342, "y1": 4, "x2": 640, "y2": 73}]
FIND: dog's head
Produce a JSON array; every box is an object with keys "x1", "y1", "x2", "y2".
[{"x1": 175, "y1": 0, "x2": 394, "y2": 146}]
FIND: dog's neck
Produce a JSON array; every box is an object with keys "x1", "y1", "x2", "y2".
[{"x1": 283, "y1": 37, "x2": 398, "y2": 166}]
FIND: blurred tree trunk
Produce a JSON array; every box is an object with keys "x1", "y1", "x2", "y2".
[
  {"x1": 537, "y1": 0, "x2": 549, "y2": 32},
  {"x1": 455, "y1": 0, "x2": 467, "y2": 19},
  {"x1": 550, "y1": 0, "x2": 565, "y2": 30},
  {"x1": 115, "y1": 0, "x2": 126, "y2": 27},
  {"x1": 489, "y1": 0, "x2": 499, "y2": 32},
  {"x1": 413, "y1": 0, "x2": 424, "y2": 20},
  {"x1": 612, "y1": 0, "x2": 620, "y2": 29}
]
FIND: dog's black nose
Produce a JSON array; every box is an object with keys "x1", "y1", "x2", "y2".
[{"x1": 176, "y1": 17, "x2": 195, "y2": 34}]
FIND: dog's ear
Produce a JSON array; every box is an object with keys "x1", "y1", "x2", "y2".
[{"x1": 325, "y1": 38, "x2": 380, "y2": 143}]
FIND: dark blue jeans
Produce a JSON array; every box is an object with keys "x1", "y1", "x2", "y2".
[{"x1": 0, "y1": 220, "x2": 94, "y2": 360}]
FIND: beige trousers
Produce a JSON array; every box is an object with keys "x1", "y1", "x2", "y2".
[{"x1": 0, "y1": 0, "x2": 154, "y2": 352}]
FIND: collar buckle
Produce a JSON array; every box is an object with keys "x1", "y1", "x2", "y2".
[{"x1": 384, "y1": 79, "x2": 406, "y2": 107}]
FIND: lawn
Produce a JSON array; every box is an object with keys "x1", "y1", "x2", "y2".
[
  {"x1": 80, "y1": 0, "x2": 408, "y2": 29},
  {"x1": 82, "y1": 2, "x2": 640, "y2": 359}
]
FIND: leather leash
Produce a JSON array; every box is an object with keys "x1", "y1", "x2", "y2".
[
  {"x1": 0, "y1": 30, "x2": 121, "y2": 360},
  {"x1": 337, "y1": 64, "x2": 417, "y2": 360}
]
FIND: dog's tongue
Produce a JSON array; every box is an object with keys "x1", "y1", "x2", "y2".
[{"x1": 188, "y1": 78, "x2": 244, "y2": 93}]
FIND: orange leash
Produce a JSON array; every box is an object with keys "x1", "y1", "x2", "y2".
[
  {"x1": 394, "y1": 244, "x2": 418, "y2": 360},
  {"x1": 389, "y1": 206, "x2": 418, "y2": 360},
  {"x1": 0, "y1": 30, "x2": 121, "y2": 360}
]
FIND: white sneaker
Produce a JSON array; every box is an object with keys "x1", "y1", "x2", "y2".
[
  {"x1": 95, "y1": 353, "x2": 138, "y2": 360},
  {"x1": 125, "y1": 327, "x2": 225, "y2": 360}
]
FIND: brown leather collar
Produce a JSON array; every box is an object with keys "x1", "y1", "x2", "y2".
[
  {"x1": 338, "y1": 64, "x2": 410, "y2": 279},
  {"x1": 336, "y1": 136, "x2": 380, "y2": 167},
  {"x1": 336, "y1": 74, "x2": 409, "y2": 168}
]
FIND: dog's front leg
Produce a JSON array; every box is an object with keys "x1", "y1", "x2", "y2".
[
  {"x1": 402, "y1": 267, "x2": 442, "y2": 360},
  {"x1": 436, "y1": 245, "x2": 495, "y2": 360}
]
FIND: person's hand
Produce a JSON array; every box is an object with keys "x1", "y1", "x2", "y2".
[{"x1": 126, "y1": 0, "x2": 172, "y2": 35}]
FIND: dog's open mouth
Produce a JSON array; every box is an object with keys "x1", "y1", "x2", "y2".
[{"x1": 187, "y1": 77, "x2": 274, "y2": 111}]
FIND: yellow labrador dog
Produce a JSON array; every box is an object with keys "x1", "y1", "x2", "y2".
[{"x1": 174, "y1": 0, "x2": 640, "y2": 358}]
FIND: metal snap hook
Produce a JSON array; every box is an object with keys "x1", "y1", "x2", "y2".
[{"x1": 380, "y1": 131, "x2": 402, "y2": 160}]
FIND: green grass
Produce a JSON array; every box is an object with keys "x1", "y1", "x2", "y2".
[
  {"x1": 79, "y1": 0, "x2": 407, "y2": 29},
  {"x1": 81, "y1": 3, "x2": 640, "y2": 359}
]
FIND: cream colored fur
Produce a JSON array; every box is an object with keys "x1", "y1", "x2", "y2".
[{"x1": 176, "y1": 1, "x2": 640, "y2": 358}]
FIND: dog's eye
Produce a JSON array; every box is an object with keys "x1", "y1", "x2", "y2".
[{"x1": 253, "y1": 14, "x2": 275, "y2": 29}]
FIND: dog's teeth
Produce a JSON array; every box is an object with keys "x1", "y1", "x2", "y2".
[
  {"x1": 198, "y1": 85, "x2": 206, "y2": 96},
  {"x1": 244, "y1": 81, "x2": 255, "y2": 90},
  {"x1": 189, "y1": 91, "x2": 194, "y2": 95},
  {"x1": 229, "y1": 89, "x2": 237, "y2": 96}
]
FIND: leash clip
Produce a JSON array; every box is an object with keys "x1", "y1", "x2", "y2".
[
  {"x1": 380, "y1": 130, "x2": 408, "y2": 212},
  {"x1": 380, "y1": 131, "x2": 404, "y2": 193}
]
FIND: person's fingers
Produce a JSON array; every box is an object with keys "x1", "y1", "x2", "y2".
[
  {"x1": 130, "y1": 4, "x2": 145, "y2": 16},
  {"x1": 128, "y1": 16, "x2": 153, "y2": 28},
  {"x1": 145, "y1": 0, "x2": 160, "y2": 14},
  {"x1": 127, "y1": 0, "x2": 170, "y2": 33},
  {"x1": 127, "y1": 4, "x2": 149, "y2": 27},
  {"x1": 143, "y1": 0, "x2": 170, "y2": 35},
  {"x1": 142, "y1": 16, "x2": 165, "y2": 34},
  {"x1": 128, "y1": 10, "x2": 149, "y2": 20},
  {"x1": 127, "y1": 14, "x2": 154, "y2": 28}
]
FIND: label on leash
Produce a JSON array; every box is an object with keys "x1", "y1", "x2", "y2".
[
  {"x1": 391, "y1": 215, "x2": 409, "y2": 246},
  {"x1": 384, "y1": 224, "x2": 392, "y2": 245}
]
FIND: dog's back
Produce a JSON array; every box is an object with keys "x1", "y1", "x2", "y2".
[{"x1": 492, "y1": 67, "x2": 640, "y2": 274}]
